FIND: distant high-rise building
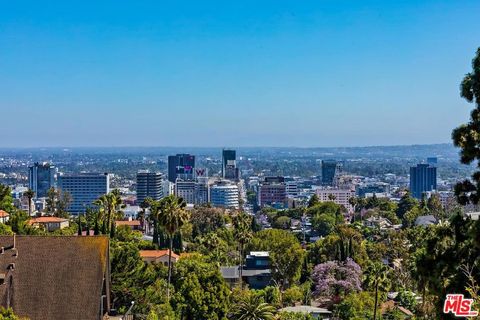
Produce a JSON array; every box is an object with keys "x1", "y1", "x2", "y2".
[
  {"x1": 410, "y1": 163, "x2": 437, "y2": 199},
  {"x1": 222, "y1": 149, "x2": 239, "y2": 180},
  {"x1": 168, "y1": 154, "x2": 195, "y2": 183},
  {"x1": 136, "y1": 171, "x2": 164, "y2": 204},
  {"x1": 321, "y1": 160, "x2": 341, "y2": 186},
  {"x1": 315, "y1": 187, "x2": 356, "y2": 213},
  {"x1": 58, "y1": 173, "x2": 110, "y2": 214},
  {"x1": 28, "y1": 162, "x2": 56, "y2": 198},
  {"x1": 258, "y1": 176, "x2": 287, "y2": 208},
  {"x1": 210, "y1": 181, "x2": 239, "y2": 209},
  {"x1": 175, "y1": 179, "x2": 196, "y2": 205},
  {"x1": 427, "y1": 157, "x2": 438, "y2": 166},
  {"x1": 194, "y1": 168, "x2": 209, "y2": 205}
]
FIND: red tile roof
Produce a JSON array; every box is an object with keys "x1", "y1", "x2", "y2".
[
  {"x1": 0, "y1": 210, "x2": 9, "y2": 218},
  {"x1": 26, "y1": 217, "x2": 68, "y2": 225},
  {"x1": 139, "y1": 249, "x2": 179, "y2": 260},
  {"x1": 115, "y1": 220, "x2": 141, "y2": 226}
]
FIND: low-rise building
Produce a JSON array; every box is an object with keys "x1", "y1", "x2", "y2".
[
  {"x1": 315, "y1": 187, "x2": 356, "y2": 213},
  {"x1": 115, "y1": 220, "x2": 141, "y2": 231},
  {"x1": 0, "y1": 211, "x2": 9, "y2": 224},
  {"x1": 26, "y1": 217, "x2": 69, "y2": 232},
  {"x1": 139, "y1": 249, "x2": 180, "y2": 266},
  {"x1": 220, "y1": 251, "x2": 272, "y2": 289}
]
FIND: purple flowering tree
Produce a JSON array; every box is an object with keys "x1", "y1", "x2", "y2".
[{"x1": 312, "y1": 258, "x2": 362, "y2": 300}]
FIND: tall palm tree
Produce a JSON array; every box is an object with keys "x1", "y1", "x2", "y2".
[
  {"x1": 364, "y1": 262, "x2": 391, "y2": 320},
  {"x1": 230, "y1": 295, "x2": 275, "y2": 320},
  {"x1": 94, "y1": 189, "x2": 124, "y2": 237},
  {"x1": 233, "y1": 212, "x2": 253, "y2": 288},
  {"x1": 145, "y1": 197, "x2": 161, "y2": 246},
  {"x1": 24, "y1": 189, "x2": 35, "y2": 216},
  {"x1": 158, "y1": 195, "x2": 189, "y2": 299}
]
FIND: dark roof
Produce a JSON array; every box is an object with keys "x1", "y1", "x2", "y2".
[{"x1": 0, "y1": 236, "x2": 109, "y2": 320}]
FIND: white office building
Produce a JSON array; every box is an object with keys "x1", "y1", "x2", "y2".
[
  {"x1": 57, "y1": 173, "x2": 110, "y2": 214},
  {"x1": 210, "y1": 182, "x2": 239, "y2": 209}
]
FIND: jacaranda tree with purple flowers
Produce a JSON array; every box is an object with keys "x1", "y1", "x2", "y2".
[{"x1": 312, "y1": 258, "x2": 362, "y2": 300}]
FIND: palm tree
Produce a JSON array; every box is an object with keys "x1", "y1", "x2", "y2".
[
  {"x1": 145, "y1": 197, "x2": 161, "y2": 246},
  {"x1": 233, "y1": 212, "x2": 253, "y2": 288},
  {"x1": 230, "y1": 295, "x2": 275, "y2": 320},
  {"x1": 157, "y1": 195, "x2": 189, "y2": 299},
  {"x1": 24, "y1": 189, "x2": 35, "y2": 216},
  {"x1": 364, "y1": 262, "x2": 391, "y2": 320},
  {"x1": 94, "y1": 189, "x2": 124, "y2": 237}
]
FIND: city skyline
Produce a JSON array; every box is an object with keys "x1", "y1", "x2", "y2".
[{"x1": 2, "y1": 0, "x2": 480, "y2": 148}]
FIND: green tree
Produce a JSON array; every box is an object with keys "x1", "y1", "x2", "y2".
[
  {"x1": 427, "y1": 193, "x2": 444, "y2": 219},
  {"x1": 233, "y1": 212, "x2": 253, "y2": 288},
  {"x1": 396, "y1": 192, "x2": 418, "y2": 220},
  {"x1": 335, "y1": 291, "x2": 376, "y2": 320},
  {"x1": 230, "y1": 295, "x2": 275, "y2": 320},
  {"x1": 249, "y1": 229, "x2": 305, "y2": 289},
  {"x1": 0, "y1": 184, "x2": 14, "y2": 212},
  {"x1": 94, "y1": 189, "x2": 124, "y2": 237},
  {"x1": 190, "y1": 205, "x2": 227, "y2": 237},
  {"x1": 272, "y1": 216, "x2": 291, "y2": 230},
  {"x1": 452, "y1": 47, "x2": 480, "y2": 204},
  {"x1": 364, "y1": 262, "x2": 391, "y2": 320},
  {"x1": 0, "y1": 223, "x2": 13, "y2": 235},
  {"x1": 171, "y1": 254, "x2": 230, "y2": 320},
  {"x1": 158, "y1": 195, "x2": 189, "y2": 299},
  {"x1": 307, "y1": 194, "x2": 320, "y2": 208},
  {"x1": 24, "y1": 189, "x2": 35, "y2": 216},
  {"x1": 0, "y1": 307, "x2": 27, "y2": 320}
]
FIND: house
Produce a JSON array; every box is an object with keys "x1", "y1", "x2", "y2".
[
  {"x1": 220, "y1": 251, "x2": 273, "y2": 289},
  {"x1": 0, "y1": 235, "x2": 110, "y2": 320},
  {"x1": 26, "y1": 217, "x2": 69, "y2": 232},
  {"x1": 0, "y1": 211, "x2": 9, "y2": 224},
  {"x1": 115, "y1": 220, "x2": 142, "y2": 231},
  {"x1": 364, "y1": 216, "x2": 393, "y2": 229},
  {"x1": 465, "y1": 212, "x2": 480, "y2": 221},
  {"x1": 139, "y1": 250, "x2": 179, "y2": 266},
  {"x1": 278, "y1": 306, "x2": 332, "y2": 319},
  {"x1": 414, "y1": 215, "x2": 437, "y2": 227}
]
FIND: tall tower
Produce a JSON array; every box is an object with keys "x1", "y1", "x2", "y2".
[
  {"x1": 28, "y1": 162, "x2": 56, "y2": 198},
  {"x1": 136, "y1": 171, "x2": 164, "y2": 204},
  {"x1": 222, "y1": 149, "x2": 238, "y2": 180},
  {"x1": 167, "y1": 154, "x2": 195, "y2": 183},
  {"x1": 410, "y1": 163, "x2": 437, "y2": 199}
]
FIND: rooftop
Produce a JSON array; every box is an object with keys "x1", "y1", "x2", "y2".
[
  {"x1": 26, "y1": 217, "x2": 68, "y2": 225},
  {"x1": 139, "y1": 249, "x2": 179, "y2": 260},
  {"x1": 115, "y1": 220, "x2": 141, "y2": 226}
]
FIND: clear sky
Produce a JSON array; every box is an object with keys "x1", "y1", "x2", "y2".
[{"x1": 1, "y1": 0, "x2": 479, "y2": 148}]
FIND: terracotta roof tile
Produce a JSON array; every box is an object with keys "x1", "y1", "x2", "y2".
[
  {"x1": 139, "y1": 249, "x2": 179, "y2": 260},
  {"x1": 0, "y1": 211, "x2": 8, "y2": 218},
  {"x1": 26, "y1": 217, "x2": 68, "y2": 225},
  {"x1": 115, "y1": 220, "x2": 140, "y2": 226}
]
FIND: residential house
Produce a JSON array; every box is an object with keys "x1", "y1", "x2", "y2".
[
  {"x1": 0, "y1": 211, "x2": 9, "y2": 224},
  {"x1": 26, "y1": 217, "x2": 69, "y2": 232},
  {"x1": 139, "y1": 250, "x2": 179, "y2": 266},
  {"x1": 278, "y1": 306, "x2": 332, "y2": 319},
  {"x1": 220, "y1": 251, "x2": 272, "y2": 289},
  {"x1": 115, "y1": 220, "x2": 141, "y2": 231},
  {"x1": 414, "y1": 215, "x2": 437, "y2": 227}
]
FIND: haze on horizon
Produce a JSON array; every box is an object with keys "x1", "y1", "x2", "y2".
[{"x1": 1, "y1": 0, "x2": 479, "y2": 148}]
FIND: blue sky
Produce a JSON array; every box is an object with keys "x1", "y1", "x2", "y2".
[{"x1": 1, "y1": 0, "x2": 479, "y2": 147}]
